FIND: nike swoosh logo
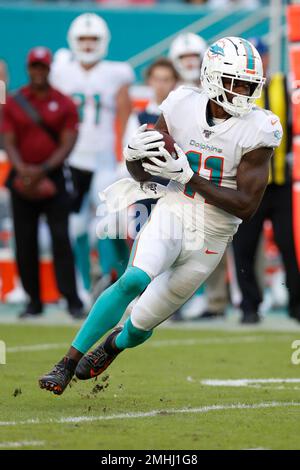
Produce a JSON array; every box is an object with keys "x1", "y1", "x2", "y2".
[
  {"x1": 205, "y1": 249, "x2": 219, "y2": 255},
  {"x1": 90, "y1": 369, "x2": 99, "y2": 378},
  {"x1": 170, "y1": 169, "x2": 183, "y2": 174},
  {"x1": 271, "y1": 119, "x2": 278, "y2": 126}
]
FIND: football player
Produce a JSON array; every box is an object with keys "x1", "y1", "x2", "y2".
[
  {"x1": 169, "y1": 32, "x2": 207, "y2": 87},
  {"x1": 51, "y1": 13, "x2": 134, "y2": 298},
  {"x1": 40, "y1": 37, "x2": 282, "y2": 394}
]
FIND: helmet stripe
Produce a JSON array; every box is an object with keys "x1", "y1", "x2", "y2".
[{"x1": 241, "y1": 39, "x2": 255, "y2": 72}]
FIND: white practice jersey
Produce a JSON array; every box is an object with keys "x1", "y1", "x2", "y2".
[
  {"x1": 51, "y1": 59, "x2": 135, "y2": 172},
  {"x1": 159, "y1": 86, "x2": 283, "y2": 240}
]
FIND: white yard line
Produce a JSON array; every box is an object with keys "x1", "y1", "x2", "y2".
[
  {"x1": 0, "y1": 440, "x2": 44, "y2": 448},
  {"x1": 5, "y1": 334, "x2": 295, "y2": 354},
  {"x1": 197, "y1": 378, "x2": 300, "y2": 387},
  {"x1": 7, "y1": 343, "x2": 68, "y2": 353},
  {"x1": 0, "y1": 402, "x2": 299, "y2": 427},
  {"x1": 148, "y1": 335, "x2": 294, "y2": 347},
  {"x1": 1, "y1": 311, "x2": 300, "y2": 331}
]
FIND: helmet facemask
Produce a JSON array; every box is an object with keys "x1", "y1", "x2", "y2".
[{"x1": 204, "y1": 72, "x2": 265, "y2": 117}]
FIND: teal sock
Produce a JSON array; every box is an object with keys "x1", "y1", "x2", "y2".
[
  {"x1": 115, "y1": 317, "x2": 152, "y2": 350},
  {"x1": 72, "y1": 267, "x2": 151, "y2": 354},
  {"x1": 74, "y1": 233, "x2": 91, "y2": 291}
]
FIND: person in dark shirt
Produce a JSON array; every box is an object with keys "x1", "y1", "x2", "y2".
[
  {"x1": 138, "y1": 58, "x2": 179, "y2": 128},
  {"x1": 233, "y1": 38, "x2": 300, "y2": 323},
  {"x1": 1, "y1": 47, "x2": 84, "y2": 319}
]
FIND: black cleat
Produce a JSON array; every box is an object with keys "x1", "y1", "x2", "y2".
[
  {"x1": 194, "y1": 310, "x2": 225, "y2": 321},
  {"x1": 75, "y1": 327, "x2": 123, "y2": 380},
  {"x1": 240, "y1": 312, "x2": 261, "y2": 324},
  {"x1": 69, "y1": 306, "x2": 87, "y2": 320},
  {"x1": 39, "y1": 357, "x2": 77, "y2": 395},
  {"x1": 19, "y1": 302, "x2": 43, "y2": 319}
]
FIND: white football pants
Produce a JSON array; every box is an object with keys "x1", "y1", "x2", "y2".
[{"x1": 129, "y1": 200, "x2": 230, "y2": 330}]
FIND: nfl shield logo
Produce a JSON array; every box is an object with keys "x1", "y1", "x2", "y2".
[{"x1": 203, "y1": 129, "x2": 214, "y2": 139}]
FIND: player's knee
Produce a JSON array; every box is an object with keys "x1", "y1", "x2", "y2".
[
  {"x1": 169, "y1": 271, "x2": 200, "y2": 302},
  {"x1": 169, "y1": 283, "x2": 190, "y2": 302},
  {"x1": 118, "y1": 266, "x2": 151, "y2": 297}
]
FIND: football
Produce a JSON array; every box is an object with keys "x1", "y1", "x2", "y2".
[
  {"x1": 126, "y1": 131, "x2": 178, "y2": 182},
  {"x1": 142, "y1": 130, "x2": 177, "y2": 164}
]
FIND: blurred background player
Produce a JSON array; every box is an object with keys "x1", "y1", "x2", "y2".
[
  {"x1": 1, "y1": 47, "x2": 84, "y2": 319},
  {"x1": 51, "y1": 13, "x2": 135, "y2": 303},
  {"x1": 232, "y1": 37, "x2": 300, "y2": 324},
  {"x1": 169, "y1": 32, "x2": 207, "y2": 87},
  {"x1": 138, "y1": 58, "x2": 179, "y2": 128}
]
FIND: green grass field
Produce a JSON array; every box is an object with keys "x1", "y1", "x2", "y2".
[{"x1": 1, "y1": 322, "x2": 300, "y2": 450}]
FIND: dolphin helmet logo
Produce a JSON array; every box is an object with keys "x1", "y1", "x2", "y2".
[{"x1": 209, "y1": 44, "x2": 225, "y2": 57}]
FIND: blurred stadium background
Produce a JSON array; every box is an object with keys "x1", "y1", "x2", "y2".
[
  {"x1": 0, "y1": 0, "x2": 298, "y2": 320},
  {"x1": 0, "y1": 1, "x2": 288, "y2": 90}
]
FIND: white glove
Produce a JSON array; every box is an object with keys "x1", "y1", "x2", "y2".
[
  {"x1": 142, "y1": 144, "x2": 194, "y2": 185},
  {"x1": 124, "y1": 124, "x2": 165, "y2": 162}
]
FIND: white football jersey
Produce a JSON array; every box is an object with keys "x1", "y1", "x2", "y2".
[
  {"x1": 50, "y1": 59, "x2": 135, "y2": 172},
  {"x1": 159, "y1": 86, "x2": 283, "y2": 240}
]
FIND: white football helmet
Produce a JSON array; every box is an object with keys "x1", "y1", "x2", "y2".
[
  {"x1": 53, "y1": 48, "x2": 72, "y2": 66},
  {"x1": 67, "y1": 13, "x2": 111, "y2": 65},
  {"x1": 169, "y1": 33, "x2": 207, "y2": 83},
  {"x1": 201, "y1": 36, "x2": 265, "y2": 117}
]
